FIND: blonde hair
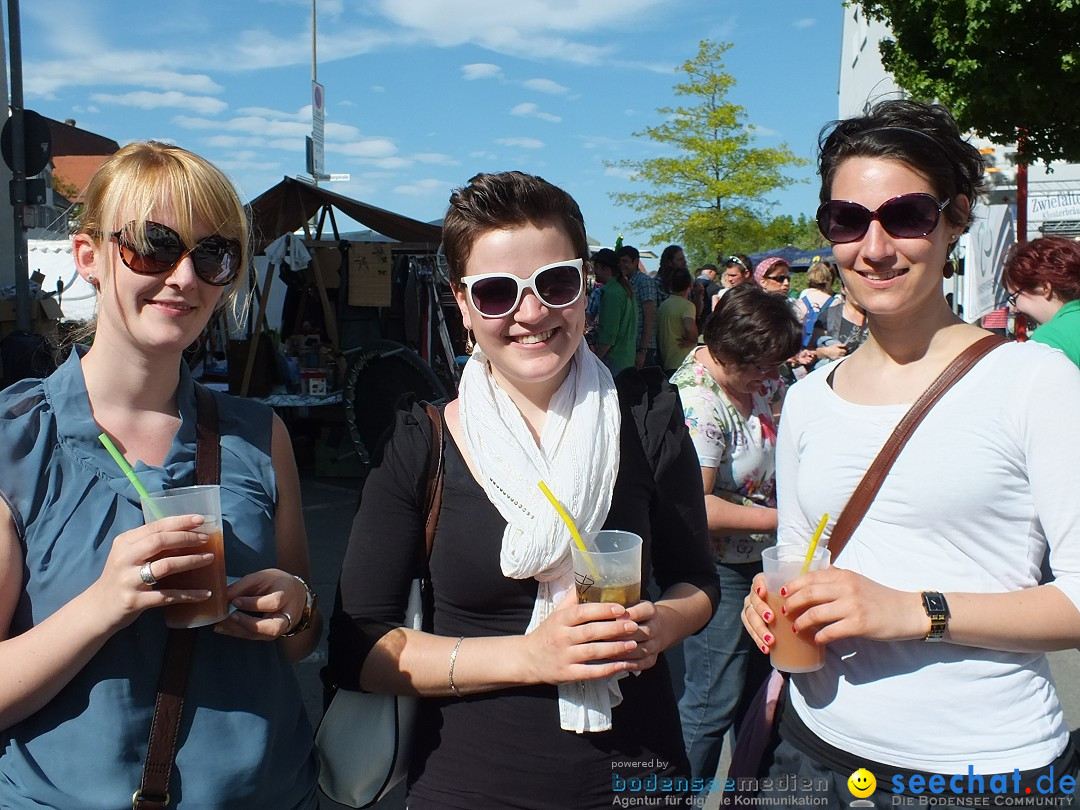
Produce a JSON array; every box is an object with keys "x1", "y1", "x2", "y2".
[
  {"x1": 806, "y1": 261, "x2": 835, "y2": 291},
  {"x1": 75, "y1": 141, "x2": 250, "y2": 333}
]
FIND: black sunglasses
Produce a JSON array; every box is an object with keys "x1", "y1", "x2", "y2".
[
  {"x1": 110, "y1": 221, "x2": 242, "y2": 286},
  {"x1": 460, "y1": 259, "x2": 584, "y2": 318},
  {"x1": 763, "y1": 274, "x2": 790, "y2": 283},
  {"x1": 817, "y1": 193, "x2": 950, "y2": 244}
]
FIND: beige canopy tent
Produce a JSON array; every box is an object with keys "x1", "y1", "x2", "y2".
[{"x1": 236, "y1": 177, "x2": 442, "y2": 395}]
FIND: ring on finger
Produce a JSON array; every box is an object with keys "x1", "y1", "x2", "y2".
[
  {"x1": 276, "y1": 611, "x2": 295, "y2": 636},
  {"x1": 139, "y1": 561, "x2": 159, "y2": 587}
]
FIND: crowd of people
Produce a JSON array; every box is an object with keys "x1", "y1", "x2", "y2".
[{"x1": 2, "y1": 98, "x2": 1079, "y2": 810}]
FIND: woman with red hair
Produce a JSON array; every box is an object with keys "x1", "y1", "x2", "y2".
[{"x1": 1003, "y1": 236, "x2": 1080, "y2": 367}]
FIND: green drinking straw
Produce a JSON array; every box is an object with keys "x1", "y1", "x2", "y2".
[{"x1": 98, "y1": 433, "x2": 163, "y2": 520}]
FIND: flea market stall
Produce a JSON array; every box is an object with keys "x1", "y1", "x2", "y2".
[{"x1": 223, "y1": 177, "x2": 460, "y2": 476}]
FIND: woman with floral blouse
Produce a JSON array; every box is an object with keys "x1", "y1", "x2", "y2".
[{"x1": 671, "y1": 283, "x2": 801, "y2": 790}]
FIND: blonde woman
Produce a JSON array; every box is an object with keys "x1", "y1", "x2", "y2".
[{"x1": 0, "y1": 142, "x2": 319, "y2": 809}]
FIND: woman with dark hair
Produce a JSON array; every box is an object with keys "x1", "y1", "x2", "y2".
[
  {"x1": 656, "y1": 244, "x2": 687, "y2": 305},
  {"x1": 742, "y1": 99, "x2": 1080, "y2": 805},
  {"x1": 671, "y1": 283, "x2": 801, "y2": 788},
  {"x1": 1003, "y1": 235, "x2": 1080, "y2": 367},
  {"x1": 331, "y1": 171, "x2": 718, "y2": 809}
]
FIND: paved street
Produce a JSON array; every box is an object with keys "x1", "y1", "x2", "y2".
[{"x1": 295, "y1": 474, "x2": 1080, "y2": 810}]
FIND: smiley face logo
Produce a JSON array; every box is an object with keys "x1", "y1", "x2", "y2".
[{"x1": 848, "y1": 768, "x2": 876, "y2": 799}]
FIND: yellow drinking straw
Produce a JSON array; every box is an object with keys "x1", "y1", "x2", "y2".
[
  {"x1": 800, "y1": 513, "x2": 830, "y2": 575},
  {"x1": 537, "y1": 480, "x2": 599, "y2": 579},
  {"x1": 98, "y1": 433, "x2": 163, "y2": 520}
]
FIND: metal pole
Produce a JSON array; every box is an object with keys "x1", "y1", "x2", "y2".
[
  {"x1": 311, "y1": 0, "x2": 318, "y2": 187},
  {"x1": 6, "y1": 0, "x2": 31, "y2": 332}
]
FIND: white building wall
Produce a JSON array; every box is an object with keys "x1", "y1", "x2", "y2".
[{"x1": 837, "y1": 5, "x2": 1080, "y2": 241}]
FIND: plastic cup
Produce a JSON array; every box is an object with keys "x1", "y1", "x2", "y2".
[
  {"x1": 761, "y1": 544, "x2": 831, "y2": 673},
  {"x1": 140, "y1": 485, "x2": 228, "y2": 629},
  {"x1": 571, "y1": 530, "x2": 643, "y2": 607}
]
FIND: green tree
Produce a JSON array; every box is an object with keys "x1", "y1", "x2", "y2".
[
  {"x1": 608, "y1": 40, "x2": 808, "y2": 259},
  {"x1": 855, "y1": 0, "x2": 1080, "y2": 165}
]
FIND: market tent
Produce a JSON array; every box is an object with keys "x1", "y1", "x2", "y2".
[
  {"x1": 247, "y1": 177, "x2": 442, "y2": 251},
  {"x1": 749, "y1": 244, "x2": 834, "y2": 269}
]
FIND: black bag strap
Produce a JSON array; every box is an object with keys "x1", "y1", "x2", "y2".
[
  {"x1": 826, "y1": 334, "x2": 1007, "y2": 560},
  {"x1": 134, "y1": 384, "x2": 219, "y2": 810},
  {"x1": 421, "y1": 402, "x2": 445, "y2": 561}
]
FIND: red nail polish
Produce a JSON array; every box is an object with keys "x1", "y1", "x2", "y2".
[
  {"x1": 761, "y1": 644, "x2": 769, "y2": 654},
  {"x1": 763, "y1": 634, "x2": 773, "y2": 644},
  {"x1": 780, "y1": 587, "x2": 788, "y2": 597},
  {"x1": 781, "y1": 604, "x2": 786, "y2": 616},
  {"x1": 792, "y1": 624, "x2": 798, "y2": 633},
  {"x1": 762, "y1": 611, "x2": 773, "y2": 622},
  {"x1": 756, "y1": 586, "x2": 763, "y2": 597}
]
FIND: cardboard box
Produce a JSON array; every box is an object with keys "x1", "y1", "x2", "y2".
[{"x1": 0, "y1": 297, "x2": 62, "y2": 342}]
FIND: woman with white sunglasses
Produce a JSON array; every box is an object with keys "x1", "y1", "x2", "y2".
[
  {"x1": 331, "y1": 171, "x2": 718, "y2": 809},
  {"x1": 741, "y1": 100, "x2": 1080, "y2": 805}
]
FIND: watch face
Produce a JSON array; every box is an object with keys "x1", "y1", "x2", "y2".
[{"x1": 924, "y1": 592, "x2": 947, "y2": 615}]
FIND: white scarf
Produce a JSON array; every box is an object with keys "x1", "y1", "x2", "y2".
[{"x1": 459, "y1": 338, "x2": 623, "y2": 732}]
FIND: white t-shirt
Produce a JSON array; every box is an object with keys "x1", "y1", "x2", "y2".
[{"x1": 778, "y1": 340, "x2": 1080, "y2": 773}]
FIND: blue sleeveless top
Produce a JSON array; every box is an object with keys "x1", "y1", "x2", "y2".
[{"x1": 0, "y1": 349, "x2": 318, "y2": 809}]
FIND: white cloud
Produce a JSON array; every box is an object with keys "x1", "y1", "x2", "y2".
[
  {"x1": 332, "y1": 139, "x2": 399, "y2": 158},
  {"x1": 496, "y1": 137, "x2": 544, "y2": 149},
  {"x1": 394, "y1": 178, "x2": 450, "y2": 196},
  {"x1": 371, "y1": 85, "x2": 387, "y2": 93},
  {"x1": 414, "y1": 153, "x2": 460, "y2": 165},
  {"x1": 90, "y1": 91, "x2": 227, "y2": 116},
  {"x1": 523, "y1": 78, "x2": 570, "y2": 95},
  {"x1": 604, "y1": 165, "x2": 634, "y2": 180},
  {"x1": 374, "y1": 0, "x2": 657, "y2": 64},
  {"x1": 462, "y1": 63, "x2": 502, "y2": 80},
  {"x1": 793, "y1": 18, "x2": 816, "y2": 29},
  {"x1": 372, "y1": 157, "x2": 413, "y2": 170},
  {"x1": 510, "y1": 103, "x2": 562, "y2": 123}
]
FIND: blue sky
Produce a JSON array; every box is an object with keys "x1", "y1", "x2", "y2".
[{"x1": 20, "y1": 0, "x2": 845, "y2": 255}]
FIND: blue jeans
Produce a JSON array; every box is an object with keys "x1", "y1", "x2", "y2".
[{"x1": 678, "y1": 559, "x2": 772, "y2": 784}]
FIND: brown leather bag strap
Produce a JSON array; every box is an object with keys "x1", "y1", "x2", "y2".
[
  {"x1": 827, "y1": 334, "x2": 1007, "y2": 561},
  {"x1": 421, "y1": 402, "x2": 445, "y2": 561},
  {"x1": 134, "y1": 384, "x2": 221, "y2": 810}
]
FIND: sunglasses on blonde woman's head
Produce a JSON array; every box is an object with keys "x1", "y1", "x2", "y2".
[
  {"x1": 460, "y1": 258, "x2": 584, "y2": 318},
  {"x1": 816, "y1": 193, "x2": 951, "y2": 244},
  {"x1": 110, "y1": 221, "x2": 242, "y2": 286}
]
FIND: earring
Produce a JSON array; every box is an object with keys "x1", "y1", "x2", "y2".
[
  {"x1": 465, "y1": 328, "x2": 475, "y2": 354},
  {"x1": 87, "y1": 274, "x2": 96, "y2": 283}
]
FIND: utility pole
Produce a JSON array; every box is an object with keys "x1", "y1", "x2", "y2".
[{"x1": 6, "y1": 0, "x2": 30, "y2": 331}]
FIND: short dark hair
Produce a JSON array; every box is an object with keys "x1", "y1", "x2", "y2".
[
  {"x1": 818, "y1": 99, "x2": 986, "y2": 234},
  {"x1": 591, "y1": 247, "x2": 619, "y2": 271},
  {"x1": 703, "y1": 284, "x2": 801, "y2": 366},
  {"x1": 616, "y1": 244, "x2": 640, "y2": 264},
  {"x1": 441, "y1": 171, "x2": 588, "y2": 285},
  {"x1": 1003, "y1": 236, "x2": 1080, "y2": 303},
  {"x1": 670, "y1": 267, "x2": 692, "y2": 294}
]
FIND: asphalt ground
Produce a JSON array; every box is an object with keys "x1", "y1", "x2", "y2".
[{"x1": 295, "y1": 474, "x2": 1080, "y2": 810}]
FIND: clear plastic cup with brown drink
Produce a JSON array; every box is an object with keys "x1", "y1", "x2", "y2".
[
  {"x1": 140, "y1": 484, "x2": 229, "y2": 628},
  {"x1": 571, "y1": 530, "x2": 643, "y2": 607},
  {"x1": 761, "y1": 545, "x2": 831, "y2": 673}
]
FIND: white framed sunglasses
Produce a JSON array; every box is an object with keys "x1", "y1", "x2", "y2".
[{"x1": 459, "y1": 258, "x2": 584, "y2": 318}]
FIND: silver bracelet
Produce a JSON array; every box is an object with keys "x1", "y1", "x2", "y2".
[{"x1": 448, "y1": 636, "x2": 464, "y2": 698}]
